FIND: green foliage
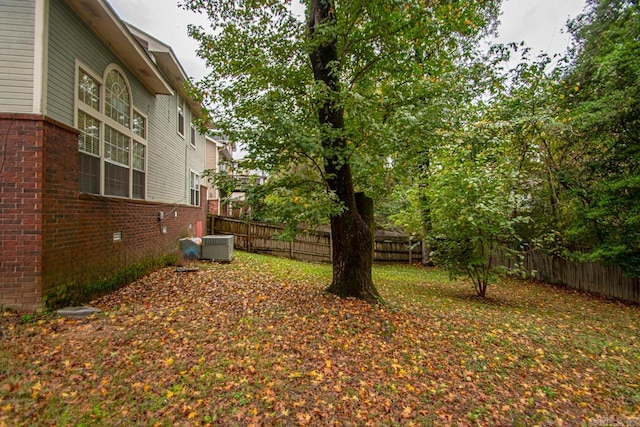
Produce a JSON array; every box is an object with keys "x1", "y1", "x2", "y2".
[
  {"x1": 425, "y1": 0, "x2": 640, "y2": 283},
  {"x1": 182, "y1": 0, "x2": 501, "y2": 229},
  {"x1": 259, "y1": 184, "x2": 342, "y2": 239},
  {"x1": 559, "y1": 0, "x2": 640, "y2": 275},
  {"x1": 483, "y1": 52, "x2": 578, "y2": 254},
  {"x1": 381, "y1": 42, "x2": 527, "y2": 287},
  {"x1": 492, "y1": 0, "x2": 640, "y2": 275},
  {"x1": 425, "y1": 119, "x2": 530, "y2": 298}
]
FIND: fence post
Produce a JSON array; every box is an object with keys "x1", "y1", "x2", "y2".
[
  {"x1": 290, "y1": 239, "x2": 294, "y2": 260},
  {"x1": 409, "y1": 237, "x2": 412, "y2": 265},
  {"x1": 247, "y1": 221, "x2": 252, "y2": 253}
]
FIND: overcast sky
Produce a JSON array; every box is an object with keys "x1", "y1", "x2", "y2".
[{"x1": 108, "y1": 0, "x2": 588, "y2": 81}]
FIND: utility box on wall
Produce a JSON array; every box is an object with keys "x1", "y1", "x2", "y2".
[{"x1": 201, "y1": 235, "x2": 234, "y2": 261}]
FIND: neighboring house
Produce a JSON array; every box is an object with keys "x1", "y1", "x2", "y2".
[
  {"x1": 0, "y1": 0, "x2": 209, "y2": 311},
  {"x1": 227, "y1": 159, "x2": 268, "y2": 218},
  {"x1": 204, "y1": 135, "x2": 235, "y2": 216}
]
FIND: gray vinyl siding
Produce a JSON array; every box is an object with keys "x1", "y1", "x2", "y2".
[
  {"x1": 144, "y1": 92, "x2": 191, "y2": 204},
  {"x1": 0, "y1": 0, "x2": 35, "y2": 113},
  {"x1": 46, "y1": 0, "x2": 140, "y2": 125},
  {"x1": 47, "y1": 0, "x2": 206, "y2": 204},
  {"x1": 145, "y1": 96, "x2": 206, "y2": 204}
]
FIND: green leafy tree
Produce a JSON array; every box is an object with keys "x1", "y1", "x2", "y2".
[
  {"x1": 558, "y1": 0, "x2": 640, "y2": 275},
  {"x1": 183, "y1": 0, "x2": 501, "y2": 301},
  {"x1": 424, "y1": 103, "x2": 531, "y2": 298},
  {"x1": 501, "y1": 1, "x2": 640, "y2": 274},
  {"x1": 384, "y1": 46, "x2": 509, "y2": 264},
  {"x1": 486, "y1": 52, "x2": 577, "y2": 253},
  {"x1": 460, "y1": 0, "x2": 640, "y2": 280},
  {"x1": 383, "y1": 42, "x2": 543, "y2": 297}
]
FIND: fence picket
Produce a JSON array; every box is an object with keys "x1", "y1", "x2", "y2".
[
  {"x1": 209, "y1": 216, "x2": 420, "y2": 264},
  {"x1": 208, "y1": 215, "x2": 639, "y2": 304},
  {"x1": 503, "y1": 250, "x2": 639, "y2": 304}
]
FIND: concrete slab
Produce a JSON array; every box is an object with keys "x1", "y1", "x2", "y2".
[{"x1": 57, "y1": 306, "x2": 101, "y2": 319}]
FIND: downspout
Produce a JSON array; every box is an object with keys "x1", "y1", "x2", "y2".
[{"x1": 185, "y1": 144, "x2": 188, "y2": 203}]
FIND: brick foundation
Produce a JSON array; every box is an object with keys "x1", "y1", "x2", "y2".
[
  {"x1": 0, "y1": 115, "x2": 45, "y2": 311},
  {"x1": 0, "y1": 114, "x2": 206, "y2": 312}
]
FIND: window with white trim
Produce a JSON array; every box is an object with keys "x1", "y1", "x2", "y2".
[
  {"x1": 177, "y1": 97, "x2": 185, "y2": 137},
  {"x1": 105, "y1": 70, "x2": 130, "y2": 127},
  {"x1": 132, "y1": 141, "x2": 146, "y2": 199},
  {"x1": 190, "y1": 123, "x2": 196, "y2": 148},
  {"x1": 133, "y1": 111, "x2": 146, "y2": 138},
  {"x1": 78, "y1": 71, "x2": 100, "y2": 110},
  {"x1": 78, "y1": 109, "x2": 100, "y2": 194},
  {"x1": 190, "y1": 171, "x2": 200, "y2": 206},
  {"x1": 76, "y1": 64, "x2": 146, "y2": 200}
]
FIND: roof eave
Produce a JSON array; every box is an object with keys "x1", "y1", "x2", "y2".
[
  {"x1": 220, "y1": 147, "x2": 233, "y2": 161},
  {"x1": 153, "y1": 51, "x2": 204, "y2": 120},
  {"x1": 64, "y1": 0, "x2": 173, "y2": 95}
]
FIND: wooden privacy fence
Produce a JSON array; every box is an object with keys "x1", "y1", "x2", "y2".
[
  {"x1": 206, "y1": 215, "x2": 640, "y2": 303},
  {"x1": 498, "y1": 251, "x2": 640, "y2": 304},
  {"x1": 208, "y1": 216, "x2": 421, "y2": 264}
]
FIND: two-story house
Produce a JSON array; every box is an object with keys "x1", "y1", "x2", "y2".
[
  {"x1": 0, "y1": 0, "x2": 210, "y2": 311},
  {"x1": 205, "y1": 135, "x2": 235, "y2": 217}
]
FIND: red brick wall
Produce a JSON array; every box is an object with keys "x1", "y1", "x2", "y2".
[
  {"x1": 42, "y1": 193, "x2": 207, "y2": 301},
  {"x1": 1, "y1": 115, "x2": 207, "y2": 312},
  {"x1": 0, "y1": 115, "x2": 45, "y2": 312},
  {"x1": 41, "y1": 118, "x2": 80, "y2": 300},
  {"x1": 208, "y1": 198, "x2": 220, "y2": 215}
]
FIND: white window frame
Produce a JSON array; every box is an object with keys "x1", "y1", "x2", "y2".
[
  {"x1": 104, "y1": 66, "x2": 132, "y2": 129},
  {"x1": 74, "y1": 61, "x2": 147, "y2": 200},
  {"x1": 190, "y1": 170, "x2": 201, "y2": 206},
  {"x1": 75, "y1": 65, "x2": 103, "y2": 196},
  {"x1": 190, "y1": 122, "x2": 197, "y2": 148},
  {"x1": 133, "y1": 109, "x2": 147, "y2": 139},
  {"x1": 177, "y1": 96, "x2": 185, "y2": 138}
]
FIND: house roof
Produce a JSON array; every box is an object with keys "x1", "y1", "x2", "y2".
[
  {"x1": 206, "y1": 135, "x2": 235, "y2": 161},
  {"x1": 63, "y1": 0, "x2": 208, "y2": 122},
  {"x1": 125, "y1": 24, "x2": 205, "y2": 120},
  {"x1": 64, "y1": 0, "x2": 174, "y2": 95}
]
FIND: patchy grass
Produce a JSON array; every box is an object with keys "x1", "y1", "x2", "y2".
[{"x1": 1, "y1": 251, "x2": 639, "y2": 426}]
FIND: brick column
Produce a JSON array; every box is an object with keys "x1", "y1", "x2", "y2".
[{"x1": 0, "y1": 114, "x2": 46, "y2": 311}]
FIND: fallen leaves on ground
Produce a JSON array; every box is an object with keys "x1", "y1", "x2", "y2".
[{"x1": 1, "y1": 251, "x2": 639, "y2": 426}]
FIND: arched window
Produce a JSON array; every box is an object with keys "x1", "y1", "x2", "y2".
[
  {"x1": 104, "y1": 69, "x2": 130, "y2": 128},
  {"x1": 76, "y1": 63, "x2": 146, "y2": 200}
]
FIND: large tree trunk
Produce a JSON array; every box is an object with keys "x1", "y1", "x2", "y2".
[{"x1": 308, "y1": 0, "x2": 380, "y2": 302}]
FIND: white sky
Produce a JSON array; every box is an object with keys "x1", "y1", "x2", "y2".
[
  {"x1": 492, "y1": 0, "x2": 587, "y2": 59},
  {"x1": 108, "y1": 0, "x2": 588, "y2": 81}
]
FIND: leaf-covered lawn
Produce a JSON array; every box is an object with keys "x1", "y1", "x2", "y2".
[{"x1": 1, "y1": 252, "x2": 639, "y2": 426}]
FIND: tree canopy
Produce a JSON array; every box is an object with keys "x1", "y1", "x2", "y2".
[
  {"x1": 185, "y1": 0, "x2": 639, "y2": 298},
  {"x1": 560, "y1": 0, "x2": 640, "y2": 274},
  {"x1": 184, "y1": 0, "x2": 502, "y2": 300},
  {"x1": 484, "y1": 0, "x2": 640, "y2": 277}
]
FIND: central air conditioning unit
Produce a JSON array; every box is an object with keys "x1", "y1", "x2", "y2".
[{"x1": 201, "y1": 235, "x2": 234, "y2": 261}]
